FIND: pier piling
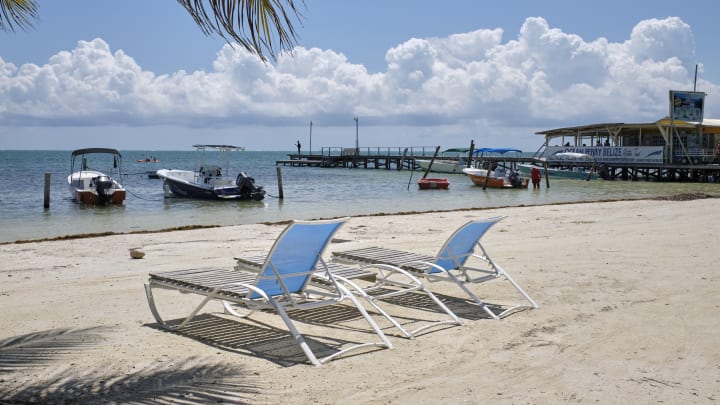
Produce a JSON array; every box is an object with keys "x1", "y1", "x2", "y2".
[
  {"x1": 44, "y1": 173, "x2": 51, "y2": 208},
  {"x1": 276, "y1": 166, "x2": 284, "y2": 199}
]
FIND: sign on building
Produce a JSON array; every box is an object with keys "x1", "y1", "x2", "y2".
[{"x1": 669, "y1": 90, "x2": 705, "y2": 122}]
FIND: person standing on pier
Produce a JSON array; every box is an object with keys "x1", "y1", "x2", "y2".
[{"x1": 295, "y1": 140, "x2": 302, "y2": 155}]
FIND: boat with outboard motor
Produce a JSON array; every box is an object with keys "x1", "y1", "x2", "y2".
[
  {"x1": 462, "y1": 148, "x2": 529, "y2": 189},
  {"x1": 156, "y1": 144, "x2": 265, "y2": 201},
  {"x1": 67, "y1": 148, "x2": 127, "y2": 205}
]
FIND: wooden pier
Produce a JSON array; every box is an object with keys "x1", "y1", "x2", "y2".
[
  {"x1": 276, "y1": 145, "x2": 720, "y2": 183},
  {"x1": 276, "y1": 146, "x2": 442, "y2": 170},
  {"x1": 592, "y1": 162, "x2": 720, "y2": 182}
]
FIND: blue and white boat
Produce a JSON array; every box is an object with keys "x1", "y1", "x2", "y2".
[{"x1": 156, "y1": 144, "x2": 265, "y2": 201}]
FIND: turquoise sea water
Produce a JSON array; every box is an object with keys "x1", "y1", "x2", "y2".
[{"x1": 1, "y1": 149, "x2": 718, "y2": 243}]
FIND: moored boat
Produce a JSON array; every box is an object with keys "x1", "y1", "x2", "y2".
[
  {"x1": 415, "y1": 148, "x2": 471, "y2": 174},
  {"x1": 463, "y1": 147, "x2": 529, "y2": 189},
  {"x1": 67, "y1": 148, "x2": 126, "y2": 205},
  {"x1": 462, "y1": 167, "x2": 528, "y2": 188},
  {"x1": 136, "y1": 155, "x2": 160, "y2": 163},
  {"x1": 418, "y1": 177, "x2": 450, "y2": 189},
  {"x1": 156, "y1": 144, "x2": 265, "y2": 201},
  {"x1": 518, "y1": 152, "x2": 597, "y2": 180}
]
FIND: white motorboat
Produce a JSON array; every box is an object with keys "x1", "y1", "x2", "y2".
[
  {"x1": 518, "y1": 152, "x2": 597, "y2": 180},
  {"x1": 156, "y1": 144, "x2": 265, "y2": 201},
  {"x1": 67, "y1": 148, "x2": 126, "y2": 205},
  {"x1": 415, "y1": 148, "x2": 471, "y2": 174}
]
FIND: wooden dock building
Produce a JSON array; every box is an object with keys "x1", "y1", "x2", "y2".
[
  {"x1": 533, "y1": 117, "x2": 720, "y2": 182},
  {"x1": 530, "y1": 91, "x2": 720, "y2": 182}
]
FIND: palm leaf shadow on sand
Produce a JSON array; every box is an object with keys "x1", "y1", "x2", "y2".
[
  {"x1": 0, "y1": 326, "x2": 261, "y2": 404},
  {"x1": 0, "y1": 326, "x2": 110, "y2": 373}
]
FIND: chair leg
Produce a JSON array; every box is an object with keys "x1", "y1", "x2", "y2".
[
  {"x1": 339, "y1": 266, "x2": 463, "y2": 338},
  {"x1": 493, "y1": 262, "x2": 539, "y2": 309},
  {"x1": 477, "y1": 244, "x2": 539, "y2": 315},
  {"x1": 144, "y1": 281, "x2": 215, "y2": 330},
  {"x1": 222, "y1": 300, "x2": 256, "y2": 318},
  {"x1": 242, "y1": 283, "x2": 393, "y2": 366},
  {"x1": 435, "y1": 269, "x2": 502, "y2": 320}
]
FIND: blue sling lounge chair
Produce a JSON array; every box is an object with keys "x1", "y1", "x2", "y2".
[
  {"x1": 332, "y1": 216, "x2": 538, "y2": 320},
  {"x1": 144, "y1": 218, "x2": 392, "y2": 366}
]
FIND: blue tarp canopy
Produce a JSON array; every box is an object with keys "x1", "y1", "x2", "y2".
[{"x1": 473, "y1": 147, "x2": 522, "y2": 155}]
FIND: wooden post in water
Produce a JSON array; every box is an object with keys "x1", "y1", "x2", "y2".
[
  {"x1": 44, "y1": 173, "x2": 51, "y2": 208},
  {"x1": 422, "y1": 146, "x2": 441, "y2": 179},
  {"x1": 466, "y1": 140, "x2": 475, "y2": 168},
  {"x1": 404, "y1": 148, "x2": 413, "y2": 190},
  {"x1": 276, "y1": 166, "x2": 284, "y2": 199}
]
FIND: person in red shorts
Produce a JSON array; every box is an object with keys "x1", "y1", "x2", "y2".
[{"x1": 531, "y1": 167, "x2": 541, "y2": 189}]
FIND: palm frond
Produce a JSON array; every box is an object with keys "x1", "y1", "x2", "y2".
[
  {"x1": 177, "y1": 0, "x2": 305, "y2": 62},
  {"x1": 0, "y1": 0, "x2": 39, "y2": 32}
]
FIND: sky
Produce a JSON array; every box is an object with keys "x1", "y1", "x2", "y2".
[{"x1": 1, "y1": 0, "x2": 720, "y2": 151}]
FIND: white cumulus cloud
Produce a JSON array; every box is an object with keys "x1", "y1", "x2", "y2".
[{"x1": 0, "y1": 16, "x2": 717, "y2": 148}]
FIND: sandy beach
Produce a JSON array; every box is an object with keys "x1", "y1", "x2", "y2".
[{"x1": 1, "y1": 196, "x2": 719, "y2": 404}]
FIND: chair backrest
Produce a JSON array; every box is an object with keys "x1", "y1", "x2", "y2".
[
  {"x1": 432, "y1": 217, "x2": 505, "y2": 272},
  {"x1": 253, "y1": 218, "x2": 347, "y2": 298}
]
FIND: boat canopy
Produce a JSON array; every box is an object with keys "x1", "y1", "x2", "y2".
[
  {"x1": 192, "y1": 144, "x2": 245, "y2": 151},
  {"x1": 474, "y1": 147, "x2": 523, "y2": 155},
  {"x1": 71, "y1": 148, "x2": 122, "y2": 157},
  {"x1": 442, "y1": 148, "x2": 471, "y2": 153}
]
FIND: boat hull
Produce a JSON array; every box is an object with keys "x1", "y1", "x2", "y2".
[
  {"x1": 71, "y1": 188, "x2": 126, "y2": 205},
  {"x1": 67, "y1": 171, "x2": 126, "y2": 205},
  {"x1": 418, "y1": 178, "x2": 449, "y2": 189},
  {"x1": 415, "y1": 159, "x2": 466, "y2": 174}
]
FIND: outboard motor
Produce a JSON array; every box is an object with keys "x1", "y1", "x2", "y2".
[
  {"x1": 597, "y1": 164, "x2": 613, "y2": 180},
  {"x1": 236, "y1": 172, "x2": 266, "y2": 200},
  {"x1": 93, "y1": 175, "x2": 114, "y2": 205},
  {"x1": 509, "y1": 170, "x2": 523, "y2": 188}
]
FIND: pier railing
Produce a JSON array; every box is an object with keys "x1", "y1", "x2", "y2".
[
  {"x1": 319, "y1": 146, "x2": 439, "y2": 157},
  {"x1": 278, "y1": 146, "x2": 442, "y2": 170}
]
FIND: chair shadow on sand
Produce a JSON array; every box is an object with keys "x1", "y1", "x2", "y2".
[
  {"x1": 146, "y1": 308, "x2": 389, "y2": 367},
  {"x1": 370, "y1": 288, "x2": 519, "y2": 322},
  {"x1": 0, "y1": 326, "x2": 261, "y2": 404},
  {"x1": 286, "y1": 287, "x2": 515, "y2": 338}
]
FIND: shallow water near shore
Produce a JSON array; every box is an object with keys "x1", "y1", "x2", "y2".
[{"x1": 1, "y1": 149, "x2": 718, "y2": 243}]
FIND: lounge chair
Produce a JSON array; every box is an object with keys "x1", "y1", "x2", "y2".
[
  {"x1": 144, "y1": 218, "x2": 393, "y2": 366},
  {"x1": 332, "y1": 216, "x2": 538, "y2": 320},
  {"x1": 236, "y1": 253, "x2": 463, "y2": 338}
]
